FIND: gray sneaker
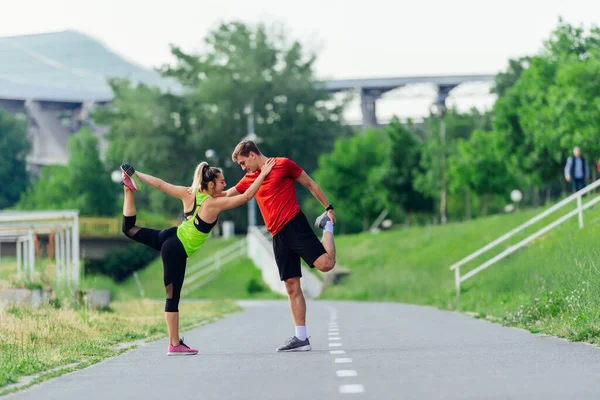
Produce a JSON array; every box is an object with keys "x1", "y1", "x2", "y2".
[
  {"x1": 314, "y1": 211, "x2": 330, "y2": 229},
  {"x1": 276, "y1": 336, "x2": 311, "y2": 352}
]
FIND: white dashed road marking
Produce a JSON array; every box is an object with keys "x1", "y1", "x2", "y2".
[
  {"x1": 326, "y1": 305, "x2": 364, "y2": 395},
  {"x1": 339, "y1": 384, "x2": 365, "y2": 394}
]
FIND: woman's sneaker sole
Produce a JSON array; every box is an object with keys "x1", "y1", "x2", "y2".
[
  {"x1": 120, "y1": 164, "x2": 143, "y2": 191},
  {"x1": 166, "y1": 351, "x2": 198, "y2": 356}
]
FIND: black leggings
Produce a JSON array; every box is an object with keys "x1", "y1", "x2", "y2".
[{"x1": 122, "y1": 215, "x2": 187, "y2": 312}]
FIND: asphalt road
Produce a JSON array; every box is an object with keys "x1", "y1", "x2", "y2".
[{"x1": 5, "y1": 300, "x2": 600, "y2": 400}]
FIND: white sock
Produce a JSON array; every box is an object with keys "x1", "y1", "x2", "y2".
[
  {"x1": 324, "y1": 221, "x2": 334, "y2": 235},
  {"x1": 295, "y1": 326, "x2": 307, "y2": 341}
]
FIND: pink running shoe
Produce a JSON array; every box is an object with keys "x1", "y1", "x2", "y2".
[
  {"x1": 167, "y1": 338, "x2": 198, "y2": 356},
  {"x1": 120, "y1": 164, "x2": 142, "y2": 192}
]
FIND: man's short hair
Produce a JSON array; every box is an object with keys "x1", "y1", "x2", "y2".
[{"x1": 232, "y1": 140, "x2": 262, "y2": 162}]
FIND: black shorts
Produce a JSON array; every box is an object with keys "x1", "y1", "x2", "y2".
[{"x1": 272, "y1": 211, "x2": 327, "y2": 281}]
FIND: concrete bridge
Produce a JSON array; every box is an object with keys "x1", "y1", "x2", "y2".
[{"x1": 319, "y1": 74, "x2": 494, "y2": 129}]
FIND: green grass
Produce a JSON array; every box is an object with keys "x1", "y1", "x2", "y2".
[
  {"x1": 0, "y1": 257, "x2": 125, "y2": 299},
  {"x1": 322, "y1": 200, "x2": 600, "y2": 343},
  {"x1": 0, "y1": 299, "x2": 240, "y2": 392},
  {"x1": 185, "y1": 256, "x2": 285, "y2": 299},
  {"x1": 0, "y1": 257, "x2": 17, "y2": 281}
]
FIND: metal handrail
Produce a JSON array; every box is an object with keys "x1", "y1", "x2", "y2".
[
  {"x1": 450, "y1": 179, "x2": 600, "y2": 295},
  {"x1": 182, "y1": 238, "x2": 247, "y2": 294}
]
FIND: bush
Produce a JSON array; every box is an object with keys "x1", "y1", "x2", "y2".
[
  {"x1": 85, "y1": 243, "x2": 158, "y2": 282},
  {"x1": 246, "y1": 277, "x2": 266, "y2": 294}
]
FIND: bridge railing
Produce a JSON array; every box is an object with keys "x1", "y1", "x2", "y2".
[{"x1": 78, "y1": 217, "x2": 180, "y2": 236}]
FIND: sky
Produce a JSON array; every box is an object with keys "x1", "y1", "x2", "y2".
[{"x1": 1, "y1": 0, "x2": 598, "y2": 121}]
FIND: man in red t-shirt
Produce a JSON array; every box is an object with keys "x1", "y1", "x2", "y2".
[{"x1": 227, "y1": 140, "x2": 336, "y2": 352}]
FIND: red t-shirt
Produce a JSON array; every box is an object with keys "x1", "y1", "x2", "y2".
[{"x1": 235, "y1": 157, "x2": 303, "y2": 235}]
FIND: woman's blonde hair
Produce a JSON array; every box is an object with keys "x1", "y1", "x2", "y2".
[{"x1": 190, "y1": 162, "x2": 221, "y2": 193}]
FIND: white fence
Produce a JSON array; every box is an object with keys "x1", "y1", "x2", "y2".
[
  {"x1": 182, "y1": 238, "x2": 248, "y2": 295},
  {"x1": 0, "y1": 210, "x2": 80, "y2": 289},
  {"x1": 449, "y1": 180, "x2": 600, "y2": 295}
]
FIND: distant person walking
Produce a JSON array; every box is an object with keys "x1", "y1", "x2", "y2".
[{"x1": 564, "y1": 146, "x2": 589, "y2": 193}]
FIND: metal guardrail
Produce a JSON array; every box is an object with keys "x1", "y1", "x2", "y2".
[{"x1": 450, "y1": 179, "x2": 600, "y2": 295}]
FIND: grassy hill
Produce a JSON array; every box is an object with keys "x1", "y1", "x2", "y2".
[{"x1": 322, "y1": 199, "x2": 600, "y2": 343}]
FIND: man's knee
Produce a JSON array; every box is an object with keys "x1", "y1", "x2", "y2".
[
  {"x1": 314, "y1": 254, "x2": 335, "y2": 272},
  {"x1": 284, "y1": 278, "x2": 302, "y2": 296}
]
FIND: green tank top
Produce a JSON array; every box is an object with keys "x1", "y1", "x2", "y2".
[{"x1": 176, "y1": 192, "x2": 212, "y2": 257}]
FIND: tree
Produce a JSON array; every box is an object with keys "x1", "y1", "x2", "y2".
[
  {"x1": 492, "y1": 19, "x2": 600, "y2": 200},
  {"x1": 160, "y1": 21, "x2": 352, "y2": 194},
  {"x1": 380, "y1": 118, "x2": 433, "y2": 225},
  {"x1": 97, "y1": 21, "x2": 351, "y2": 224},
  {"x1": 449, "y1": 130, "x2": 516, "y2": 216},
  {"x1": 16, "y1": 128, "x2": 117, "y2": 216},
  {"x1": 543, "y1": 18, "x2": 600, "y2": 62},
  {"x1": 0, "y1": 109, "x2": 30, "y2": 209},
  {"x1": 94, "y1": 81, "x2": 198, "y2": 214},
  {"x1": 314, "y1": 129, "x2": 388, "y2": 233},
  {"x1": 491, "y1": 57, "x2": 531, "y2": 96},
  {"x1": 16, "y1": 165, "x2": 74, "y2": 210},
  {"x1": 67, "y1": 128, "x2": 117, "y2": 216},
  {"x1": 414, "y1": 108, "x2": 491, "y2": 221},
  {"x1": 545, "y1": 54, "x2": 600, "y2": 161}
]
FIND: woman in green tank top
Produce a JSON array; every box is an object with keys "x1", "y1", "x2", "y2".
[{"x1": 120, "y1": 158, "x2": 275, "y2": 355}]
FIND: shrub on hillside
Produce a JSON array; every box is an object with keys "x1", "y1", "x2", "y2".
[{"x1": 85, "y1": 243, "x2": 158, "y2": 282}]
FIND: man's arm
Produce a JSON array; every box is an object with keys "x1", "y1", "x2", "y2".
[
  {"x1": 208, "y1": 160, "x2": 275, "y2": 210},
  {"x1": 296, "y1": 171, "x2": 336, "y2": 224},
  {"x1": 187, "y1": 187, "x2": 241, "y2": 197},
  {"x1": 224, "y1": 187, "x2": 242, "y2": 197},
  {"x1": 564, "y1": 157, "x2": 572, "y2": 182}
]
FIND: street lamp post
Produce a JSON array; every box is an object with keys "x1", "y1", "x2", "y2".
[
  {"x1": 431, "y1": 94, "x2": 449, "y2": 225},
  {"x1": 244, "y1": 104, "x2": 260, "y2": 228}
]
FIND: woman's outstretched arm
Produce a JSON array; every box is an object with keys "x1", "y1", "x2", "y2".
[{"x1": 136, "y1": 171, "x2": 190, "y2": 200}]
